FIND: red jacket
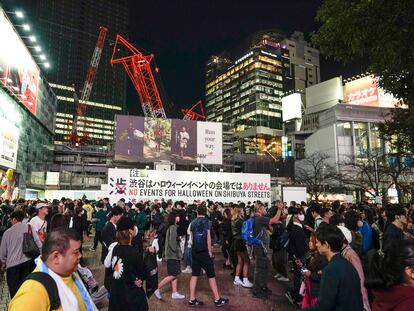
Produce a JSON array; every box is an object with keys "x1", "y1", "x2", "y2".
[{"x1": 372, "y1": 285, "x2": 414, "y2": 311}]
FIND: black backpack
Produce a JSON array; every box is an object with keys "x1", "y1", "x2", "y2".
[
  {"x1": 191, "y1": 218, "x2": 209, "y2": 253},
  {"x1": 25, "y1": 272, "x2": 60, "y2": 310}
]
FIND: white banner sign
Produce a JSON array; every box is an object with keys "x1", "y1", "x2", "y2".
[
  {"x1": 197, "y1": 121, "x2": 222, "y2": 165},
  {"x1": 108, "y1": 169, "x2": 271, "y2": 204},
  {"x1": 0, "y1": 117, "x2": 19, "y2": 169}
]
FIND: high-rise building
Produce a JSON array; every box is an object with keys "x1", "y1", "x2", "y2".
[
  {"x1": 282, "y1": 31, "x2": 320, "y2": 94},
  {"x1": 34, "y1": 0, "x2": 129, "y2": 146},
  {"x1": 205, "y1": 30, "x2": 292, "y2": 156}
]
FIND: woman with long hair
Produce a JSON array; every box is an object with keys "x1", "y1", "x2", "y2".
[
  {"x1": 153, "y1": 212, "x2": 185, "y2": 300},
  {"x1": 231, "y1": 206, "x2": 253, "y2": 288},
  {"x1": 106, "y1": 216, "x2": 148, "y2": 311},
  {"x1": 220, "y1": 208, "x2": 233, "y2": 269},
  {"x1": 365, "y1": 239, "x2": 414, "y2": 310}
]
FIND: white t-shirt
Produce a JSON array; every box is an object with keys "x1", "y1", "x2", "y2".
[{"x1": 29, "y1": 216, "x2": 47, "y2": 250}]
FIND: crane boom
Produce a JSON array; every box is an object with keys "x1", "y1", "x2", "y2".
[
  {"x1": 110, "y1": 34, "x2": 167, "y2": 119},
  {"x1": 70, "y1": 26, "x2": 108, "y2": 145}
]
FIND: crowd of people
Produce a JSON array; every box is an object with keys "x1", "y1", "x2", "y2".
[{"x1": 0, "y1": 196, "x2": 413, "y2": 310}]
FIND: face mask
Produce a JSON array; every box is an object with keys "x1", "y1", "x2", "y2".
[
  {"x1": 298, "y1": 214, "x2": 305, "y2": 222},
  {"x1": 357, "y1": 220, "x2": 363, "y2": 228}
]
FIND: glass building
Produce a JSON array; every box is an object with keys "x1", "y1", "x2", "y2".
[
  {"x1": 205, "y1": 31, "x2": 292, "y2": 157},
  {"x1": 34, "y1": 0, "x2": 129, "y2": 146}
]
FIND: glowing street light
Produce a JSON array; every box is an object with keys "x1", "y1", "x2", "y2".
[
  {"x1": 39, "y1": 54, "x2": 46, "y2": 60},
  {"x1": 44, "y1": 62, "x2": 50, "y2": 68},
  {"x1": 22, "y1": 24, "x2": 30, "y2": 31},
  {"x1": 29, "y1": 35, "x2": 36, "y2": 42},
  {"x1": 34, "y1": 46, "x2": 41, "y2": 52},
  {"x1": 15, "y1": 11, "x2": 24, "y2": 18}
]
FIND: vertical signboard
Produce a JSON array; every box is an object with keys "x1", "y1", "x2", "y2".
[
  {"x1": 0, "y1": 117, "x2": 19, "y2": 169},
  {"x1": 197, "y1": 121, "x2": 222, "y2": 165}
]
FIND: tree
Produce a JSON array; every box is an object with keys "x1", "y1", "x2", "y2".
[
  {"x1": 337, "y1": 153, "x2": 392, "y2": 201},
  {"x1": 295, "y1": 152, "x2": 337, "y2": 201},
  {"x1": 311, "y1": 0, "x2": 414, "y2": 148}
]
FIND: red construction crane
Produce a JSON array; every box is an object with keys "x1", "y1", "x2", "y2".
[
  {"x1": 69, "y1": 26, "x2": 108, "y2": 145},
  {"x1": 182, "y1": 100, "x2": 205, "y2": 121},
  {"x1": 110, "y1": 35, "x2": 167, "y2": 119}
]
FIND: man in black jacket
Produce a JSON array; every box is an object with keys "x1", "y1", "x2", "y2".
[
  {"x1": 101, "y1": 207, "x2": 123, "y2": 263},
  {"x1": 303, "y1": 224, "x2": 363, "y2": 311},
  {"x1": 383, "y1": 206, "x2": 406, "y2": 249}
]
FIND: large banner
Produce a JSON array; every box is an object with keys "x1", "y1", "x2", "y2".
[
  {"x1": 0, "y1": 10, "x2": 40, "y2": 115},
  {"x1": 107, "y1": 169, "x2": 271, "y2": 204},
  {"x1": 0, "y1": 117, "x2": 19, "y2": 169},
  {"x1": 114, "y1": 116, "x2": 222, "y2": 165},
  {"x1": 344, "y1": 76, "x2": 401, "y2": 108}
]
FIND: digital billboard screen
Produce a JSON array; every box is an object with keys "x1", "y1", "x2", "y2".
[
  {"x1": 0, "y1": 9, "x2": 40, "y2": 115},
  {"x1": 114, "y1": 116, "x2": 223, "y2": 165}
]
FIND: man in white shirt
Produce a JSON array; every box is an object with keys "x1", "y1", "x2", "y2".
[{"x1": 29, "y1": 202, "x2": 49, "y2": 251}]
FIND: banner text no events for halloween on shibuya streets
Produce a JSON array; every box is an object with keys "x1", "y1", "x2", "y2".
[{"x1": 108, "y1": 169, "x2": 271, "y2": 204}]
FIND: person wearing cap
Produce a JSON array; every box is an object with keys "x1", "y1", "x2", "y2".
[
  {"x1": 338, "y1": 226, "x2": 370, "y2": 311},
  {"x1": 29, "y1": 202, "x2": 49, "y2": 251},
  {"x1": 105, "y1": 216, "x2": 148, "y2": 311}
]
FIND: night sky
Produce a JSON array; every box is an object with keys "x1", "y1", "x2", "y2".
[
  {"x1": 127, "y1": 0, "x2": 367, "y2": 117},
  {"x1": 3, "y1": 0, "x2": 367, "y2": 117}
]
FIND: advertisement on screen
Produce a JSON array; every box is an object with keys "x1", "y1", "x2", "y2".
[
  {"x1": 0, "y1": 10, "x2": 40, "y2": 115},
  {"x1": 114, "y1": 116, "x2": 223, "y2": 165},
  {"x1": 0, "y1": 117, "x2": 19, "y2": 169},
  {"x1": 108, "y1": 169, "x2": 271, "y2": 204}
]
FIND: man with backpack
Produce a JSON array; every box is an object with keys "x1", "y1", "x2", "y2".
[
  {"x1": 188, "y1": 205, "x2": 229, "y2": 307},
  {"x1": 250, "y1": 201, "x2": 282, "y2": 299},
  {"x1": 9, "y1": 227, "x2": 96, "y2": 311}
]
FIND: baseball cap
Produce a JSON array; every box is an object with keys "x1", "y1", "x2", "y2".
[
  {"x1": 337, "y1": 225, "x2": 352, "y2": 244},
  {"x1": 36, "y1": 202, "x2": 49, "y2": 210}
]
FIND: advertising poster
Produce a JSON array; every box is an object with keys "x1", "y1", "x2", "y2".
[
  {"x1": 0, "y1": 10, "x2": 40, "y2": 115},
  {"x1": 108, "y1": 169, "x2": 271, "y2": 204},
  {"x1": 114, "y1": 116, "x2": 223, "y2": 165},
  {"x1": 114, "y1": 115, "x2": 144, "y2": 161},
  {"x1": 197, "y1": 121, "x2": 222, "y2": 165},
  {"x1": 0, "y1": 117, "x2": 19, "y2": 169},
  {"x1": 344, "y1": 76, "x2": 379, "y2": 107},
  {"x1": 144, "y1": 118, "x2": 171, "y2": 160},
  {"x1": 171, "y1": 119, "x2": 197, "y2": 162}
]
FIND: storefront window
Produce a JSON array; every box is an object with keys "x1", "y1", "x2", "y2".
[{"x1": 354, "y1": 122, "x2": 369, "y2": 158}]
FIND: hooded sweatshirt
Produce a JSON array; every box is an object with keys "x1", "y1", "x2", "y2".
[{"x1": 372, "y1": 285, "x2": 414, "y2": 311}]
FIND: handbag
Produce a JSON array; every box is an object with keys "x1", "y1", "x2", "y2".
[{"x1": 23, "y1": 224, "x2": 40, "y2": 258}]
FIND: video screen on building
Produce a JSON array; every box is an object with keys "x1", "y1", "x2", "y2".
[
  {"x1": 114, "y1": 115, "x2": 223, "y2": 165},
  {"x1": 0, "y1": 9, "x2": 40, "y2": 115}
]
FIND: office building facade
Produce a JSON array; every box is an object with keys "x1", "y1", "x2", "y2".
[
  {"x1": 34, "y1": 0, "x2": 129, "y2": 146},
  {"x1": 205, "y1": 30, "x2": 292, "y2": 157}
]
